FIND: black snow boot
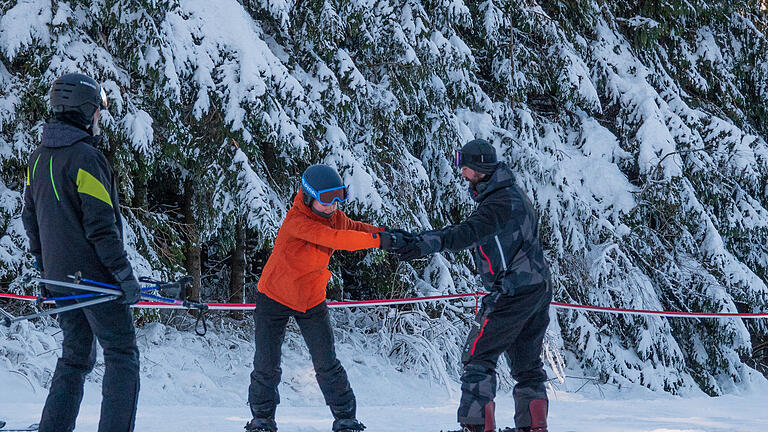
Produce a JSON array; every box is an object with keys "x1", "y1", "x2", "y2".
[
  {"x1": 332, "y1": 418, "x2": 366, "y2": 431},
  {"x1": 330, "y1": 399, "x2": 365, "y2": 431},
  {"x1": 244, "y1": 417, "x2": 277, "y2": 432}
]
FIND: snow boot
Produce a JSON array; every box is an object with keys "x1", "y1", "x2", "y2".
[
  {"x1": 244, "y1": 417, "x2": 277, "y2": 432},
  {"x1": 446, "y1": 400, "x2": 496, "y2": 432},
  {"x1": 330, "y1": 399, "x2": 365, "y2": 431},
  {"x1": 331, "y1": 418, "x2": 366, "y2": 431},
  {"x1": 501, "y1": 398, "x2": 549, "y2": 432}
]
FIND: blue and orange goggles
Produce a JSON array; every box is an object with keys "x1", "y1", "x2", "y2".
[
  {"x1": 301, "y1": 175, "x2": 348, "y2": 205},
  {"x1": 454, "y1": 150, "x2": 493, "y2": 167}
]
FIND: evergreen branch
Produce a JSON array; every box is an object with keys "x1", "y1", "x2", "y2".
[{"x1": 634, "y1": 145, "x2": 715, "y2": 202}]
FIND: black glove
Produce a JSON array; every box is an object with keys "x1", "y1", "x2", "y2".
[
  {"x1": 398, "y1": 240, "x2": 434, "y2": 261},
  {"x1": 397, "y1": 230, "x2": 443, "y2": 261},
  {"x1": 118, "y1": 277, "x2": 141, "y2": 305},
  {"x1": 114, "y1": 266, "x2": 141, "y2": 305},
  {"x1": 390, "y1": 229, "x2": 418, "y2": 242},
  {"x1": 378, "y1": 230, "x2": 413, "y2": 252}
]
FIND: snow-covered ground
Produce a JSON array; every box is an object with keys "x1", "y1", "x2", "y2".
[{"x1": 2, "y1": 318, "x2": 767, "y2": 432}]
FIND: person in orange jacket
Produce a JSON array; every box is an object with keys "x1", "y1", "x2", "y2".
[{"x1": 245, "y1": 164, "x2": 407, "y2": 432}]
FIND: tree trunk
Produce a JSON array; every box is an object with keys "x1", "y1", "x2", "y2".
[
  {"x1": 229, "y1": 217, "x2": 246, "y2": 319},
  {"x1": 133, "y1": 157, "x2": 148, "y2": 209},
  {"x1": 183, "y1": 176, "x2": 202, "y2": 301}
]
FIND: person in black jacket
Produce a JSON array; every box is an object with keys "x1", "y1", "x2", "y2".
[
  {"x1": 399, "y1": 139, "x2": 552, "y2": 432},
  {"x1": 22, "y1": 72, "x2": 141, "y2": 432}
]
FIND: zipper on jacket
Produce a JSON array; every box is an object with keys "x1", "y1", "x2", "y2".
[{"x1": 494, "y1": 235, "x2": 507, "y2": 272}]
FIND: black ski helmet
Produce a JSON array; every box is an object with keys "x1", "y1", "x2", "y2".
[
  {"x1": 300, "y1": 164, "x2": 347, "y2": 209},
  {"x1": 49, "y1": 73, "x2": 107, "y2": 128}
]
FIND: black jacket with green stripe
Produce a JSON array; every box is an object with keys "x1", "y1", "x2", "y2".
[{"x1": 22, "y1": 120, "x2": 133, "y2": 292}]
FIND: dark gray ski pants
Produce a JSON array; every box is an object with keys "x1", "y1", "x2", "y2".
[
  {"x1": 458, "y1": 282, "x2": 552, "y2": 427},
  {"x1": 39, "y1": 298, "x2": 139, "y2": 432},
  {"x1": 248, "y1": 293, "x2": 355, "y2": 420}
]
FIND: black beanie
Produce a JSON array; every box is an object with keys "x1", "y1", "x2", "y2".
[{"x1": 458, "y1": 139, "x2": 498, "y2": 175}]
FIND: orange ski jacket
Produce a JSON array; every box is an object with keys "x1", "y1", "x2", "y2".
[{"x1": 257, "y1": 190, "x2": 383, "y2": 312}]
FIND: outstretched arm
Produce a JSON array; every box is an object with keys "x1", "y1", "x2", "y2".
[{"x1": 285, "y1": 215, "x2": 381, "y2": 251}]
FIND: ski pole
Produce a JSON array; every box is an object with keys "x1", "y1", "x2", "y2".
[
  {"x1": 70, "y1": 275, "x2": 199, "y2": 306},
  {"x1": 0, "y1": 305, "x2": 15, "y2": 323},
  {"x1": 67, "y1": 275, "x2": 205, "y2": 309},
  {"x1": 1, "y1": 295, "x2": 120, "y2": 327},
  {"x1": 41, "y1": 287, "x2": 161, "y2": 303},
  {"x1": 72, "y1": 275, "x2": 188, "y2": 298},
  {"x1": 30, "y1": 277, "x2": 122, "y2": 296}
]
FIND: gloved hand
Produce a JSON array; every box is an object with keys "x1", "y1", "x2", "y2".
[
  {"x1": 378, "y1": 230, "x2": 413, "y2": 252},
  {"x1": 390, "y1": 228, "x2": 418, "y2": 242},
  {"x1": 397, "y1": 240, "x2": 431, "y2": 261},
  {"x1": 114, "y1": 266, "x2": 141, "y2": 305},
  {"x1": 118, "y1": 277, "x2": 141, "y2": 305},
  {"x1": 397, "y1": 231, "x2": 443, "y2": 261}
]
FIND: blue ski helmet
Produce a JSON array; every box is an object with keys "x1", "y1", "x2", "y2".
[
  {"x1": 301, "y1": 164, "x2": 348, "y2": 208},
  {"x1": 49, "y1": 73, "x2": 108, "y2": 128}
]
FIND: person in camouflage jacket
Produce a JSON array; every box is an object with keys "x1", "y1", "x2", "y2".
[{"x1": 399, "y1": 139, "x2": 552, "y2": 432}]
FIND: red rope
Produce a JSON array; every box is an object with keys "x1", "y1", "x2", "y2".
[{"x1": 2, "y1": 292, "x2": 767, "y2": 318}]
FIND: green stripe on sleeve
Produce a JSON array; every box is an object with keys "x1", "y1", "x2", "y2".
[
  {"x1": 26, "y1": 167, "x2": 29, "y2": 186},
  {"x1": 76, "y1": 168, "x2": 113, "y2": 208},
  {"x1": 32, "y1": 154, "x2": 41, "y2": 179},
  {"x1": 49, "y1": 156, "x2": 60, "y2": 201}
]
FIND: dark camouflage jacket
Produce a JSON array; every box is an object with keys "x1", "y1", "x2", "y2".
[{"x1": 420, "y1": 163, "x2": 550, "y2": 296}]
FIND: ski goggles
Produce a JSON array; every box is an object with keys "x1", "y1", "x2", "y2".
[
  {"x1": 301, "y1": 175, "x2": 348, "y2": 205},
  {"x1": 454, "y1": 150, "x2": 494, "y2": 167}
]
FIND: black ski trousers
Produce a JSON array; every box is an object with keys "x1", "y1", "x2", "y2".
[
  {"x1": 39, "y1": 298, "x2": 139, "y2": 432},
  {"x1": 248, "y1": 293, "x2": 355, "y2": 420},
  {"x1": 457, "y1": 282, "x2": 552, "y2": 427}
]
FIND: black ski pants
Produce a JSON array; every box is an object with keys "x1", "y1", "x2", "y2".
[
  {"x1": 39, "y1": 298, "x2": 139, "y2": 432},
  {"x1": 248, "y1": 293, "x2": 356, "y2": 420},
  {"x1": 458, "y1": 282, "x2": 552, "y2": 428}
]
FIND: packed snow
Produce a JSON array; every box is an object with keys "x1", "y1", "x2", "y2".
[{"x1": 1, "y1": 313, "x2": 767, "y2": 432}]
